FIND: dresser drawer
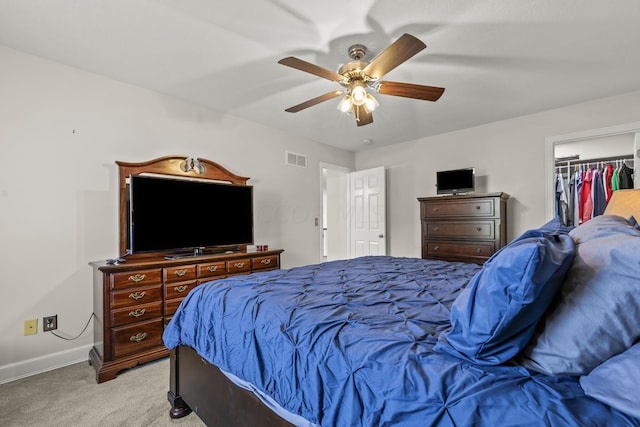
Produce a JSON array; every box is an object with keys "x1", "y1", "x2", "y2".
[
  {"x1": 111, "y1": 284, "x2": 163, "y2": 309},
  {"x1": 198, "y1": 261, "x2": 227, "y2": 279},
  {"x1": 111, "y1": 318, "x2": 164, "y2": 358},
  {"x1": 164, "y1": 265, "x2": 197, "y2": 283},
  {"x1": 252, "y1": 255, "x2": 279, "y2": 271},
  {"x1": 164, "y1": 298, "x2": 185, "y2": 318},
  {"x1": 422, "y1": 199, "x2": 495, "y2": 219},
  {"x1": 110, "y1": 301, "x2": 163, "y2": 327},
  {"x1": 164, "y1": 281, "x2": 198, "y2": 300},
  {"x1": 227, "y1": 258, "x2": 251, "y2": 274},
  {"x1": 423, "y1": 220, "x2": 495, "y2": 239},
  {"x1": 424, "y1": 241, "x2": 495, "y2": 260},
  {"x1": 111, "y1": 268, "x2": 163, "y2": 290}
]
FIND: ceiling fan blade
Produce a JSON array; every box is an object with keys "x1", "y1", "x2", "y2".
[
  {"x1": 284, "y1": 90, "x2": 344, "y2": 113},
  {"x1": 355, "y1": 105, "x2": 373, "y2": 126},
  {"x1": 278, "y1": 57, "x2": 345, "y2": 82},
  {"x1": 363, "y1": 33, "x2": 426, "y2": 79},
  {"x1": 377, "y1": 81, "x2": 445, "y2": 101}
]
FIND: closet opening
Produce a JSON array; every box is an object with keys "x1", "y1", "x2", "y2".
[{"x1": 545, "y1": 122, "x2": 640, "y2": 221}]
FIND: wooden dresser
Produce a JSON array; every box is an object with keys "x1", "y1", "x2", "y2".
[
  {"x1": 89, "y1": 155, "x2": 282, "y2": 383},
  {"x1": 89, "y1": 249, "x2": 282, "y2": 383},
  {"x1": 418, "y1": 192, "x2": 509, "y2": 264}
]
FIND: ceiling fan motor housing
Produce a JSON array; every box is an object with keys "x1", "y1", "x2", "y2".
[{"x1": 338, "y1": 63, "x2": 370, "y2": 86}]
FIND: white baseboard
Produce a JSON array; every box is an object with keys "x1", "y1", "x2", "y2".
[{"x1": 0, "y1": 344, "x2": 92, "y2": 384}]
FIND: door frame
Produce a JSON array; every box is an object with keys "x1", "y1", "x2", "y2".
[{"x1": 319, "y1": 163, "x2": 352, "y2": 263}]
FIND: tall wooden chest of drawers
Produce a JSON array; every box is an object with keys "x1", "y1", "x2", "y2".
[
  {"x1": 418, "y1": 193, "x2": 509, "y2": 264},
  {"x1": 89, "y1": 250, "x2": 283, "y2": 383}
]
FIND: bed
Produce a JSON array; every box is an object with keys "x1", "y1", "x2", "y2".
[{"x1": 163, "y1": 190, "x2": 640, "y2": 426}]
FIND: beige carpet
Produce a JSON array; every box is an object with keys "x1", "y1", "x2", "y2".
[{"x1": 0, "y1": 358, "x2": 205, "y2": 427}]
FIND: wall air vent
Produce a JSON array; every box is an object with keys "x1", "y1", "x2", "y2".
[{"x1": 286, "y1": 151, "x2": 307, "y2": 168}]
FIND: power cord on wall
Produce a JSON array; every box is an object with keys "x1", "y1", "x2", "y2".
[{"x1": 49, "y1": 313, "x2": 96, "y2": 341}]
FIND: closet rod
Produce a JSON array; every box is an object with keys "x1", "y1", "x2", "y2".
[{"x1": 554, "y1": 154, "x2": 634, "y2": 167}]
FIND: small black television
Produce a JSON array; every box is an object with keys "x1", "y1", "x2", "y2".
[
  {"x1": 128, "y1": 174, "x2": 253, "y2": 254},
  {"x1": 436, "y1": 168, "x2": 475, "y2": 195}
]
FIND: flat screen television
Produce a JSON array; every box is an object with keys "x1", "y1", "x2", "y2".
[
  {"x1": 128, "y1": 174, "x2": 253, "y2": 254},
  {"x1": 436, "y1": 168, "x2": 475, "y2": 195}
]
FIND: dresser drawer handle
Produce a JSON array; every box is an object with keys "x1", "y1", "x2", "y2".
[
  {"x1": 434, "y1": 246, "x2": 440, "y2": 251},
  {"x1": 129, "y1": 308, "x2": 147, "y2": 318},
  {"x1": 260, "y1": 259, "x2": 272, "y2": 265},
  {"x1": 129, "y1": 332, "x2": 148, "y2": 343},
  {"x1": 174, "y1": 269, "x2": 188, "y2": 277},
  {"x1": 234, "y1": 262, "x2": 245, "y2": 268},
  {"x1": 476, "y1": 227, "x2": 482, "y2": 232},
  {"x1": 475, "y1": 205, "x2": 481, "y2": 210},
  {"x1": 129, "y1": 291, "x2": 146, "y2": 301},
  {"x1": 128, "y1": 274, "x2": 146, "y2": 283},
  {"x1": 432, "y1": 207, "x2": 439, "y2": 212},
  {"x1": 477, "y1": 248, "x2": 483, "y2": 254},
  {"x1": 207, "y1": 265, "x2": 219, "y2": 272},
  {"x1": 174, "y1": 285, "x2": 188, "y2": 293},
  {"x1": 433, "y1": 226, "x2": 439, "y2": 232}
]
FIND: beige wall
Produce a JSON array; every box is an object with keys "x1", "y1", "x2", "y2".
[
  {"x1": 0, "y1": 45, "x2": 354, "y2": 382},
  {"x1": 355, "y1": 90, "x2": 640, "y2": 257}
]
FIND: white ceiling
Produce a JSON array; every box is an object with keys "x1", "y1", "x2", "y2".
[{"x1": 1, "y1": 0, "x2": 640, "y2": 152}]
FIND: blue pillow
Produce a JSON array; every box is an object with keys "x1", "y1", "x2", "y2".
[
  {"x1": 580, "y1": 342, "x2": 640, "y2": 419},
  {"x1": 434, "y1": 229, "x2": 575, "y2": 365},
  {"x1": 518, "y1": 215, "x2": 640, "y2": 375}
]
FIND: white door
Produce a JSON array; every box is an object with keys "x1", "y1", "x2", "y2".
[{"x1": 349, "y1": 166, "x2": 386, "y2": 257}]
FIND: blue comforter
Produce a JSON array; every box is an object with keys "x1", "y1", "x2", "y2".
[{"x1": 163, "y1": 256, "x2": 638, "y2": 426}]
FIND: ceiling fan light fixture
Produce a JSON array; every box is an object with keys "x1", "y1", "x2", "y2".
[
  {"x1": 364, "y1": 93, "x2": 379, "y2": 113},
  {"x1": 337, "y1": 95, "x2": 353, "y2": 113},
  {"x1": 351, "y1": 83, "x2": 367, "y2": 106}
]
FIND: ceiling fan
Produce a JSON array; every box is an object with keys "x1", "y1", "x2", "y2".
[{"x1": 278, "y1": 33, "x2": 445, "y2": 127}]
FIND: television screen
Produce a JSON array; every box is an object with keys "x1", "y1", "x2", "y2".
[
  {"x1": 436, "y1": 168, "x2": 475, "y2": 195},
  {"x1": 128, "y1": 175, "x2": 253, "y2": 253}
]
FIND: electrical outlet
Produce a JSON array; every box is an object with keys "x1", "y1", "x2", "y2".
[
  {"x1": 24, "y1": 319, "x2": 38, "y2": 335},
  {"x1": 43, "y1": 315, "x2": 58, "y2": 332}
]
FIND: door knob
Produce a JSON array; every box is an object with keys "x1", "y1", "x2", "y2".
[{"x1": 378, "y1": 234, "x2": 384, "y2": 238}]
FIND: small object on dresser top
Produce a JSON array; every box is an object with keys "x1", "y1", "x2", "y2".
[{"x1": 105, "y1": 258, "x2": 126, "y2": 265}]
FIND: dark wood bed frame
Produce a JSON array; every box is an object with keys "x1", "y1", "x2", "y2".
[{"x1": 168, "y1": 345, "x2": 295, "y2": 426}]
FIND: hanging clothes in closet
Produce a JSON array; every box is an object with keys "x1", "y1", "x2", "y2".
[
  {"x1": 619, "y1": 162, "x2": 634, "y2": 189},
  {"x1": 555, "y1": 168, "x2": 570, "y2": 225},
  {"x1": 592, "y1": 166, "x2": 607, "y2": 216},
  {"x1": 580, "y1": 167, "x2": 593, "y2": 224},
  {"x1": 555, "y1": 158, "x2": 634, "y2": 226},
  {"x1": 573, "y1": 166, "x2": 582, "y2": 226}
]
